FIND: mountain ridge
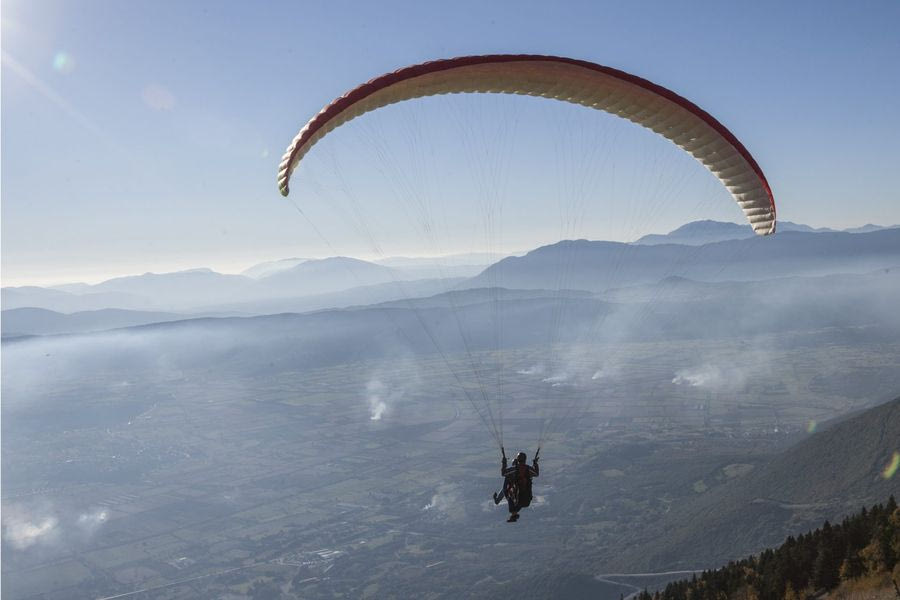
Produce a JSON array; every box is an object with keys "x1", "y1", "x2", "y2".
[
  {"x1": 5, "y1": 224, "x2": 899, "y2": 314},
  {"x1": 634, "y1": 219, "x2": 898, "y2": 245},
  {"x1": 470, "y1": 228, "x2": 900, "y2": 292}
]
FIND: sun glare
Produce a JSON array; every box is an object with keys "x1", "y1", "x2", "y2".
[{"x1": 883, "y1": 451, "x2": 899, "y2": 480}]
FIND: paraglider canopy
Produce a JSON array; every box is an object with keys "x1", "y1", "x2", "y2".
[
  {"x1": 275, "y1": 54, "x2": 779, "y2": 453},
  {"x1": 278, "y1": 54, "x2": 775, "y2": 234}
]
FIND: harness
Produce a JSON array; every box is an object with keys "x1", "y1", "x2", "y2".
[
  {"x1": 517, "y1": 463, "x2": 530, "y2": 488},
  {"x1": 505, "y1": 463, "x2": 531, "y2": 503}
]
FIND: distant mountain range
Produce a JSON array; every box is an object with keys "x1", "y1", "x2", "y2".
[
  {"x1": 3, "y1": 222, "x2": 898, "y2": 320},
  {"x1": 259, "y1": 256, "x2": 398, "y2": 294},
  {"x1": 200, "y1": 277, "x2": 465, "y2": 316},
  {"x1": 85, "y1": 268, "x2": 260, "y2": 308},
  {"x1": 239, "y1": 252, "x2": 502, "y2": 280},
  {"x1": 8, "y1": 268, "x2": 897, "y2": 379},
  {"x1": 240, "y1": 257, "x2": 310, "y2": 279},
  {"x1": 470, "y1": 228, "x2": 900, "y2": 292},
  {"x1": 2, "y1": 286, "x2": 150, "y2": 313},
  {"x1": 3, "y1": 258, "x2": 407, "y2": 313},
  {"x1": 1, "y1": 307, "x2": 188, "y2": 337},
  {"x1": 633, "y1": 220, "x2": 898, "y2": 246},
  {"x1": 374, "y1": 252, "x2": 511, "y2": 268}
]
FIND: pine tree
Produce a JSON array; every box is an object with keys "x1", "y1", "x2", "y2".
[{"x1": 812, "y1": 539, "x2": 839, "y2": 590}]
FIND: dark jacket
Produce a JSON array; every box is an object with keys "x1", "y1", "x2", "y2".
[
  {"x1": 501, "y1": 456, "x2": 539, "y2": 480},
  {"x1": 501, "y1": 456, "x2": 539, "y2": 507}
]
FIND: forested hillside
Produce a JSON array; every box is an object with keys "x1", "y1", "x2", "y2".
[{"x1": 635, "y1": 497, "x2": 900, "y2": 600}]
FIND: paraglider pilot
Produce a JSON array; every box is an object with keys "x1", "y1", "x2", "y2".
[{"x1": 493, "y1": 447, "x2": 539, "y2": 522}]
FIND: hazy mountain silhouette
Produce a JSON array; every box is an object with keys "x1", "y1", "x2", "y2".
[
  {"x1": 90, "y1": 268, "x2": 257, "y2": 304},
  {"x1": 372, "y1": 252, "x2": 508, "y2": 279},
  {"x1": 634, "y1": 220, "x2": 755, "y2": 245},
  {"x1": 1, "y1": 307, "x2": 187, "y2": 337},
  {"x1": 1, "y1": 286, "x2": 150, "y2": 312},
  {"x1": 199, "y1": 277, "x2": 465, "y2": 315},
  {"x1": 3, "y1": 260, "x2": 401, "y2": 312},
  {"x1": 241, "y1": 257, "x2": 309, "y2": 279},
  {"x1": 5, "y1": 264, "x2": 899, "y2": 342},
  {"x1": 631, "y1": 218, "x2": 853, "y2": 244},
  {"x1": 844, "y1": 223, "x2": 898, "y2": 234},
  {"x1": 5, "y1": 223, "x2": 899, "y2": 316},
  {"x1": 258, "y1": 256, "x2": 400, "y2": 295},
  {"x1": 374, "y1": 286, "x2": 592, "y2": 310},
  {"x1": 469, "y1": 229, "x2": 900, "y2": 292},
  {"x1": 238, "y1": 253, "x2": 499, "y2": 283},
  {"x1": 632, "y1": 220, "x2": 895, "y2": 245},
  {"x1": 599, "y1": 269, "x2": 900, "y2": 306},
  {"x1": 20, "y1": 266, "x2": 896, "y2": 378}
]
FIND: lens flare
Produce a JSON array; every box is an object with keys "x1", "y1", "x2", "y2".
[
  {"x1": 883, "y1": 451, "x2": 899, "y2": 480},
  {"x1": 806, "y1": 420, "x2": 817, "y2": 434},
  {"x1": 52, "y1": 52, "x2": 75, "y2": 74}
]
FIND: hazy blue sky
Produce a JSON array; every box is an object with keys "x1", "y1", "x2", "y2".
[{"x1": 2, "y1": 0, "x2": 898, "y2": 286}]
